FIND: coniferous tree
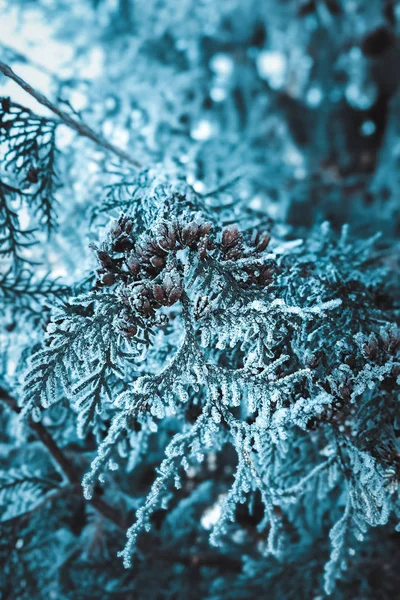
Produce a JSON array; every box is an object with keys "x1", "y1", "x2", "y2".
[{"x1": 0, "y1": 1, "x2": 399, "y2": 598}]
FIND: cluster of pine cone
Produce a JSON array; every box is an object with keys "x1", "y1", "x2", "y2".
[{"x1": 94, "y1": 214, "x2": 274, "y2": 338}]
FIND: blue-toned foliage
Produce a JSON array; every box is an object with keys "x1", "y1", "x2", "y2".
[{"x1": 0, "y1": 0, "x2": 399, "y2": 598}]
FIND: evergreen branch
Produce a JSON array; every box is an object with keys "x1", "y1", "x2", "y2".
[
  {"x1": 0, "y1": 100, "x2": 60, "y2": 231},
  {"x1": 0, "y1": 387, "x2": 126, "y2": 530},
  {"x1": 0, "y1": 268, "x2": 69, "y2": 319},
  {"x1": 0, "y1": 182, "x2": 36, "y2": 264},
  {"x1": 0, "y1": 484, "x2": 77, "y2": 526},
  {"x1": 0, "y1": 388, "x2": 239, "y2": 570},
  {"x1": 0, "y1": 61, "x2": 142, "y2": 169}
]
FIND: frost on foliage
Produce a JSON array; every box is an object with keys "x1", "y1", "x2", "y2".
[
  {"x1": 18, "y1": 185, "x2": 399, "y2": 588},
  {"x1": 1, "y1": 1, "x2": 400, "y2": 598},
  {"x1": 21, "y1": 293, "x2": 140, "y2": 435},
  {"x1": 324, "y1": 499, "x2": 356, "y2": 596}
]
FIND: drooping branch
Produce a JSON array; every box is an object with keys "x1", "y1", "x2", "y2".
[
  {"x1": 0, "y1": 61, "x2": 142, "y2": 170},
  {"x1": 0, "y1": 388, "x2": 241, "y2": 571},
  {"x1": 0, "y1": 387, "x2": 126, "y2": 530}
]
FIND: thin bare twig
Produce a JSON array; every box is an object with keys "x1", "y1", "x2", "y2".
[{"x1": 0, "y1": 61, "x2": 142, "y2": 170}]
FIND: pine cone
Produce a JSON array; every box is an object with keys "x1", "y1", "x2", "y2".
[
  {"x1": 253, "y1": 231, "x2": 271, "y2": 253},
  {"x1": 220, "y1": 225, "x2": 243, "y2": 260},
  {"x1": 126, "y1": 253, "x2": 141, "y2": 276},
  {"x1": 110, "y1": 215, "x2": 133, "y2": 237},
  {"x1": 153, "y1": 271, "x2": 182, "y2": 306},
  {"x1": 96, "y1": 249, "x2": 114, "y2": 270},
  {"x1": 134, "y1": 286, "x2": 156, "y2": 317},
  {"x1": 157, "y1": 222, "x2": 177, "y2": 251},
  {"x1": 100, "y1": 272, "x2": 116, "y2": 286},
  {"x1": 110, "y1": 216, "x2": 134, "y2": 252},
  {"x1": 177, "y1": 220, "x2": 212, "y2": 248}
]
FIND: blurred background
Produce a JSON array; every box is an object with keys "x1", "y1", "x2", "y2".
[{"x1": 1, "y1": 0, "x2": 399, "y2": 248}]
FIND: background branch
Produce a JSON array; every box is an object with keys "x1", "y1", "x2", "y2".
[
  {"x1": 0, "y1": 387, "x2": 126, "y2": 530},
  {"x1": 0, "y1": 61, "x2": 142, "y2": 170}
]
